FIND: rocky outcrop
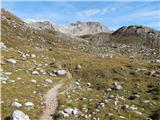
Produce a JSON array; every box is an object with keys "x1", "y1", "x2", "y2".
[
  {"x1": 111, "y1": 25, "x2": 160, "y2": 48},
  {"x1": 25, "y1": 20, "x2": 59, "y2": 31}
]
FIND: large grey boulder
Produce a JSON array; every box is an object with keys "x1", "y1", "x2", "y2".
[{"x1": 11, "y1": 110, "x2": 30, "y2": 120}]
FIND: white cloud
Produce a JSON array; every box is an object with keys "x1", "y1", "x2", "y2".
[
  {"x1": 77, "y1": 7, "x2": 116, "y2": 17},
  {"x1": 77, "y1": 9, "x2": 101, "y2": 17},
  {"x1": 146, "y1": 21, "x2": 160, "y2": 29},
  {"x1": 114, "y1": 10, "x2": 159, "y2": 22}
]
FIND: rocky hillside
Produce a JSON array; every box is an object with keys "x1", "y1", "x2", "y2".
[
  {"x1": 111, "y1": 25, "x2": 160, "y2": 48},
  {"x1": 27, "y1": 20, "x2": 110, "y2": 36}
]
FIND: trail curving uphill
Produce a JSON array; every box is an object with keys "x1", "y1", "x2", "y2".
[{"x1": 40, "y1": 83, "x2": 63, "y2": 120}]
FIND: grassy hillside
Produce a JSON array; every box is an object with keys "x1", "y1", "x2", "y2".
[{"x1": 1, "y1": 9, "x2": 160, "y2": 120}]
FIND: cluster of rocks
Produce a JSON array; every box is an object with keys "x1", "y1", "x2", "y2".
[
  {"x1": 32, "y1": 68, "x2": 46, "y2": 75},
  {"x1": 11, "y1": 100, "x2": 34, "y2": 108},
  {"x1": 0, "y1": 71, "x2": 11, "y2": 84},
  {"x1": 20, "y1": 53, "x2": 36, "y2": 60}
]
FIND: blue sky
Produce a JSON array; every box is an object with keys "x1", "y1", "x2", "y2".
[{"x1": 2, "y1": 1, "x2": 160, "y2": 30}]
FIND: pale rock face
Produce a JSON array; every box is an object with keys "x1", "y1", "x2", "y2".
[
  {"x1": 11, "y1": 110, "x2": 30, "y2": 120},
  {"x1": 59, "y1": 21, "x2": 110, "y2": 36},
  {"x1": 26, "y1": 20, "x2": 110, "y2": 36}
]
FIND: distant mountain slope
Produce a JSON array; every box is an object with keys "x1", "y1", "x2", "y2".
[
  {"x1": 111, "y1": 25, "x2": 160, "y2": 48},
  {"x1": 26, "y1": 20, "x2": 111, "y2": 36},
  {"x1": 59, "y1": 21, "x2": 111, "y2": 36},
  {"x1": 25, "y1": 20, "x2": 59, "y2": 31}
]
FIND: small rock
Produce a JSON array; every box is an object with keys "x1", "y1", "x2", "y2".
[
  {"x1": 17, "y1": 77, "x2": 22, "y2": 80},
  {"x1": 7, "y1": 59, "x2": 16, "y2": 64},
  {"x1": 45, "y1": 79, "x2": 53, "y2": 84},
  {"x1": 31, "y1": 79, "x2": 37, "y2": 83},
  {"x1": 11, "y1": 101, "x2": 22, "y2": 108},
  {"x1": 32, "y1": 70, "x2": 39, "y2": 75},
  {"x1": 64, "y1": 107, "x2": 73, "y2": 114},
  {"x1": 75, "y1": 82, "x2": 80, "y2": 86},
  {"x1": 108, "y1": 112, "x2": 113, "y2": 117},
  {"x1": 49, "y1": 72, "x2": 57, "y2": 77},
  {"x1": 31, "y1": 54, "x2": 36, "y2": 58},
  {"x1": 105, "y1": 88, "x2": 112, "y2": 92},
  {"x1": 129, "y1": 105, "x2": 137, "y2": 111},
  {"x1": 111, "y1": 82, "x2": 123, "y2": 90},
  {"x1": 128, "y1": 94, "x2": 140, "y2": 100},
  {"x1": 76, "y1": 64, "x2": 81, "y2": 69},
  {"x1": 120, "y1": 116, "x2": 125, "y2": 119},
  {"x1": 0, "y1": 42, "x2": 6, "y2": 49},
  {"x1": 25, "y1": 102, "x2": 34, "y2": 107},
  {"x1": 86, "y1": 82, "x2": 91, "y2": 87},
  {"x1": 33, "y1": 91, "x2": 36, "y2": 94},
  {"x1": 57, "y1": 70, "x2": 67, "y2": 76},
  {"x1": 10, "y1": 80, "x2": 15, "y2": 83},
  {"x1": 134, "y1": 111, "x2": 142, "y2": 115}
]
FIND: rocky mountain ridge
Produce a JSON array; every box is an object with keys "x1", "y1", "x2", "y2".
[{"x1": 26, "y1": 20, "x2": 111, "y2": 36}]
